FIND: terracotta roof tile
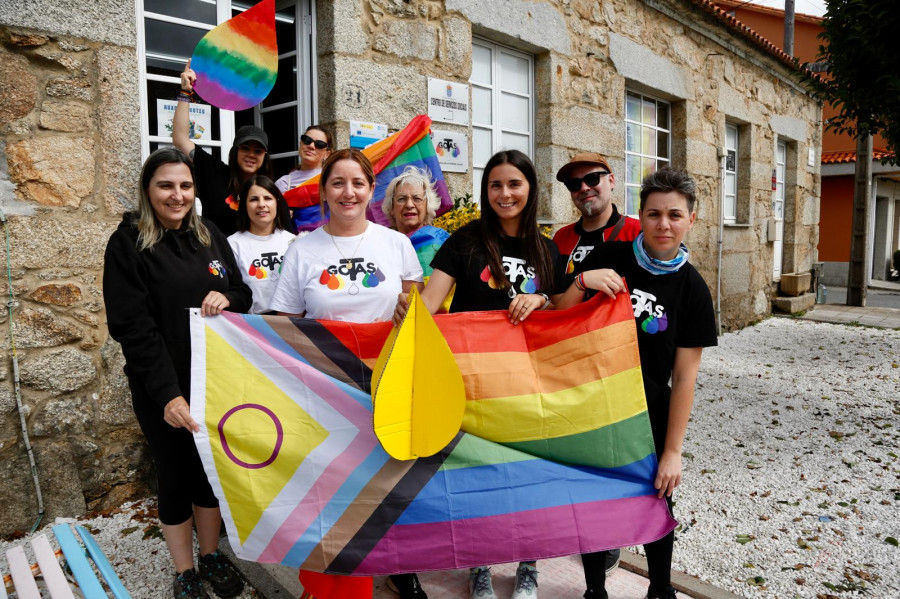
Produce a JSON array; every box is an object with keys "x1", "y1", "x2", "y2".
[
  {"x1": 713, "y1": 0, "x2": 823, "y2": 24},
  {"x1": 686, "y1": 0, "x2": 804, "y2": 71},
  {"x1": 822, "y1": 150, "x2": 893, "y2": 164}
]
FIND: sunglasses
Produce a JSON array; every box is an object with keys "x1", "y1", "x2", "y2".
[
  {"x1": 563, "y1": 170, "x2": 610, "y2": 192},
  {"x1": 300, "y1": 134, "x2": 329, "y2": 150}
]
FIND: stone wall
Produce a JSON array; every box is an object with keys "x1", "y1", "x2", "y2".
[
  {"x1": 317, "y1": 0, "x2": 822, "y2": 329},
  {"x1": 0, "y1": 13, "x2": 151, "y2": 535}
]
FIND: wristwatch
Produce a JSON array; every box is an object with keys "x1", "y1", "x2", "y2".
[{"x1": 538, "y1": 292, "x2": 550, "y2": 310}]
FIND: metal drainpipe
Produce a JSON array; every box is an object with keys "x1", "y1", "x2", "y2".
[
  {"x1": 716, "y1": 148, "x2": 726, "y2": 336},
  {"x1": 1, "y1": 207, "x2": 46, "y2": 532}
]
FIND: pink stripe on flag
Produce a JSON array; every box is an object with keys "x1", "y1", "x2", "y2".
[
  {"x1": 354, "y1": 495, "x2": 676, "y2": 575},
  {"x1": 257, "y1": 430, "x2": 378, "y2": 562}
]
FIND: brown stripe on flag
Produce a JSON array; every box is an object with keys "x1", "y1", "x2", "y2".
[{"x1": 298, "y1": 457, "x2": 417, "y2": 572}]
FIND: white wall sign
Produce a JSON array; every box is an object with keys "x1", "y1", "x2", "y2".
[
  {"x1": 427, "y1": 78, "x2": 470, "y2": 125},
  {"x1": 431, "y1": 129, "x2": 468, "y2": 173},
  {"x1": 350, "y1": 120, "x2": 388, "y2": 149},
  {"x1": 156, "y1": 100, "x2": 211, "y2": 140}
]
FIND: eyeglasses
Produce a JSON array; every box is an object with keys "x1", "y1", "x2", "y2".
[
  {"x1": 300, "y1": 134, "x2": 329, "y2": 150},
  {"x1": 563, "y1": 171, "x2": 610, "y2": 192},
  {"x1": 394, "y1": 195, "x2": 425, "y2": 205}
]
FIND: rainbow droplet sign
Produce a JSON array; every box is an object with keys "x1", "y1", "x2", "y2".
[{"x1": 191, "y1": 0, "x2": 278, "y2": 111}]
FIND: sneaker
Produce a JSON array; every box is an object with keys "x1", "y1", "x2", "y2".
[
  {"x1": 469, "y1": 566, "x2": 497, "y2": 599},
  {"x1": 174, "y1": 568, "x2": 209, "y2": 599},
  {"x1": 387, "y1": 573, "x2": 428, "y2": 598},
  {"x1": 583, "y1": 590, "x2": 608, "y2": 599},
  {"x1": 511, "y1": 562, "x2": 538, "y2": 598},
  {"x1": 198, "y1": 551, "x2": 244, "y2": 598},
  {"x1": 604, "y1": 549, "x2": 621, "y2": 575},
  {"x1": 645, "y1": 585, "x2": 677, "y2": 599}
]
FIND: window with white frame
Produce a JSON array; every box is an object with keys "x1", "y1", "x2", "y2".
[
  {"x1": 624, "y1": 91, "x2": 670, "y2": 215},
  {"x1": 724, "y1": 122, "x2": 738, "y2": 223},
  {"x1": 470, "y1": 39, "x2": 534, "y2": 201},
  {"x1": 137, "y1": 0, "x2": 317, "y2": 180}
]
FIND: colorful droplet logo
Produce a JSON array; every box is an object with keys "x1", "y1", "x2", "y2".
[
  {"x1": 248, "y1": 264, "x2": 267, "y2": 280},
  {"x1": 319, "y1": 269, "x2": 345, "y2": 290},
  {"x1": 479, "y1": 266, "x2": 499, "y2": 289},
  {"x1": 640, "y1": 313, "x2": 669, "y2": 334},
  {"x1": 519, "y1": 277, "x2": 538, "y2": 293}
]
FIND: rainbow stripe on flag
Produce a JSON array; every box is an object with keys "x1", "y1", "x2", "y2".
[
  {"x1": 284, "y1": 115, "x2": 452, "y2": 231},
  {"x1": 192, "y1": 0, "x2": 278, "y2": 111},
  {"x1": 189, "y1": 293, "x2": 675, "y2": 575}
]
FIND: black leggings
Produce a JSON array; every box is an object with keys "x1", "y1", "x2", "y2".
[
  {"x1": 132, "y1": 387, "x2": 218, "y2": 525},
  {"x1": 581, "y1": 493, "x2": 675, "y2": 594}
]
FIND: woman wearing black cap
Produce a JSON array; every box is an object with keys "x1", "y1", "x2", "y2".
[{"x1": 173, "y1": 60, "x2": 274, "y2": 237}]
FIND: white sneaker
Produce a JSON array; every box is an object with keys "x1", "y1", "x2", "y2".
[
  {"x1": 469, "y1": 566, "x2": 497, "y2": 599},
  {"x1": 511, "y1": 562, "x2": 538, "y2": 599}
]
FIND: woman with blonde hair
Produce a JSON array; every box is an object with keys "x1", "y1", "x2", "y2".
[
  {"x1": 103, "y1": 148, "x2": 251, "y2": 599},
  {"x1": 381, "y1": 166, "x2": 450, "y2": 288}
]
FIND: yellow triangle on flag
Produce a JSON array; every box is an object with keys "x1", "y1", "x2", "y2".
[
  {"x1": 371, "y1": 287, "x2": 465, "y2": 460},
  {"x1": 205, "y1": 329, "x2": 329, "y2": 544}
]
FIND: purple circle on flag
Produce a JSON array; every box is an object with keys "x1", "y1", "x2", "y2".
[{"x1": 218, "y1": 403, "x2": 284, "y2": 469}]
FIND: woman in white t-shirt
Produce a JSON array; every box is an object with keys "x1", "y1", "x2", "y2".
[
  {"x1": 227, "y1": 176, "x2": 296, "y2": 314},
  {"x1": 270, "y1": 148, "x2": 423, "y2": 322},
  {"x1": 269, "y1": 148, "x2": 425, "y2": 597}
]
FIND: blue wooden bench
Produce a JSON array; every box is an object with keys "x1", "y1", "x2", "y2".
[{"x1": 1, "y1": 523, "x2": 131, "y2": 598}]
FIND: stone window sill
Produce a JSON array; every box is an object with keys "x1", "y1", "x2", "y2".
[{"x1": 723, "y1": 222, "x2": 752, "y2": 228}]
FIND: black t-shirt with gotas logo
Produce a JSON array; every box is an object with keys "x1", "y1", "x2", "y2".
[{"x1": 430, "y1": 224, "x2": 566, "y2": 313}]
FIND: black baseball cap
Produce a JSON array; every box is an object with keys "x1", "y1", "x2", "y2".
[{"x1": 233, "y1": 126, "x2": 269, "y2": 152}]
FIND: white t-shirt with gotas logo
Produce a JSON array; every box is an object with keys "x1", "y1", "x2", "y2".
[
  {"x1": 227, "y1": 229, "x2": 296, "y2": 314},
  {"x1": 269, "y1": 223, "x2": 424, "y2": 322}
]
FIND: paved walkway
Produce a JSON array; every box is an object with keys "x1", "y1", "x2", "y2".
[
  {"x1": 791, "y1": 282, "x2": 900, "y2": 329},
  {"x1": 799, "y1": 302, "x2": 900, "y2": 328},
  {"x1": 370, "y1": 550, "x2": 748, "y2": 598},
  {"x1": 245, "y1": 550, "x2": 743, "y2": 599}
]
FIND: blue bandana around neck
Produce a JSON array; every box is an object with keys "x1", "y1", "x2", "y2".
[{"x1": 632, "y1": 232, "x2": 689, "y2": 275}]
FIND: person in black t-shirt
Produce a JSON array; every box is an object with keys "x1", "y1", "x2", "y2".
[
  {"x1": 557, "y1": 167, "x2": 717, "y2": 599},
  {"x1": 172, "y1": 60, "x2": 274, "y2": 237},
  {"x1": 392, "y1": 150, "x2": 565, "y2": 599}
]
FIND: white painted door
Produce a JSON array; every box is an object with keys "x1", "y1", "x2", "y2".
[{"x1": 773, "y1": 141, "x2": 786, "y2": 280}]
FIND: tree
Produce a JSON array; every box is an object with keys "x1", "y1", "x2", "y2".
[
  {"x1": 798, "y1": 0, "x2": 900, "y2": 306},
  {"x1": 800, "y1": 0, "x2": 900, "y2": 163}
]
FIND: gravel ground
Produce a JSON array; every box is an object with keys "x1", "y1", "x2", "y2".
[
  {"x1": 0, "y1": 500, "x2": 260, "y2": 598},
  {"x1": 669, "y1": 317, "x2": 900, "y2": 598},
  {"x1": 2, "y1": 317, "x2": 898, "y2": 598}
]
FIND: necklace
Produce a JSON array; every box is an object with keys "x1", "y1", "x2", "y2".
[{"x1": 327, "y1": 224, "x2": 367, "y2": 295}]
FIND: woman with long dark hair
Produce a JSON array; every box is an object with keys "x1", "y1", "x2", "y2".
[
  {"x1": 103, "y1": 148, "x2": 251, "y2": 599},
  {"x1": 173, "y1": 60, "x2": 273, "y2": 237},
  {"x1": 228, "y1": 175, "x2": 296, "y2": 314},
  {"x1": 393, "y1": 149, "x2": 566, "y2": 599}
]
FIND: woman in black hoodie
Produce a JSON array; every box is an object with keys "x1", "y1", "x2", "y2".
[{"x1": 103, "y1": 148, "x2": 251, "y2": 599}]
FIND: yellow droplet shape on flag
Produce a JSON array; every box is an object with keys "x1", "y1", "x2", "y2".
[
  {"x1": 372, "y1": 288, "x2": 465, "y2": 460},
  {"x1": 205, "y1": 328, "x2": 328, "y2": 544}
]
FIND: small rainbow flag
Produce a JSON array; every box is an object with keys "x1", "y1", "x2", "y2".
[
  {"x1": 191, "y1": 0, "x2": 278, "y2": 111},
  {"x1": 283, "y1": 115, "x2": 453, "y2": 231},
  {"x1": 190, "y1": 293, "x2": 675, "y2": 577}
]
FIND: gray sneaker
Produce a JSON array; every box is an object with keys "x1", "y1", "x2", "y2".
[
  {"x1": 469, "y1": 566, "x2": 497, "y2": 599},
  {"x1": 511, "y1": 562, "x2": 538, "y2": 598}
]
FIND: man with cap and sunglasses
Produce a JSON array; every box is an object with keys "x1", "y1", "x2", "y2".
[{"x1": 553, "y1": 152, "x2": 641, "y2": 284}]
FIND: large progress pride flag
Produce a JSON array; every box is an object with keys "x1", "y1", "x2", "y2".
[
  {"x1": 189, "y1": 294, "x2": 675, "y2": 575},
  {"x1": 283, "y1": 115, "x2": 452, "y2": 231}
]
